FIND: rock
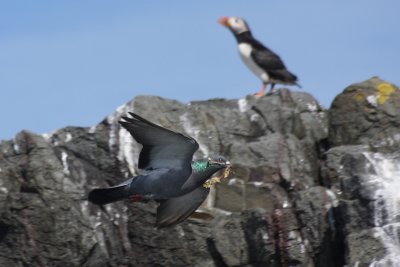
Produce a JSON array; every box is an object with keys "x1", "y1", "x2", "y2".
[
  {"x1": 0, "y1": 88, "x2": 330, "y2": 266},
  {"x1": 1, "y1": 78, "x2": 400, "y2": 266},
  {"x1": 329, "y1": 77, "x2": 400, "y2": 152},
  {"x1": 324, "y1": 77, "x2": 400, "y2": 266},
  {"x1": 294, "y1": 186, "x2": 342, "y2": 267},
  {"x1": 0, "y1": 131, "x2": 109, "y2": 266},
  {"x1": 322, "y1": 143, "x2": 400, "y2": 265},
  {"x1": 346, "y1": 229, "x2": 386, "y2": 266}
]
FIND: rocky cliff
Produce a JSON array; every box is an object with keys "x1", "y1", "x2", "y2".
[{"x1": 0, "y1": 77, "x2": 399, "y2": 267}]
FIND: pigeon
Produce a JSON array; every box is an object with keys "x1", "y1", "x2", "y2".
[
  {"x1": 219, "y1": 16, "x2": 300, "y2": 96},
  {"x1": 88, "y1": 112, "x2": 230, "y2": 228}
]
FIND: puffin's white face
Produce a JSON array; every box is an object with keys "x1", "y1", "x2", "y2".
[{"x1": 219, "y1": 16, "x2": 250, "y2": 34}]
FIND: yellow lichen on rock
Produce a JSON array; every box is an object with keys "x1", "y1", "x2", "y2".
[
  {"x1": 377, "y1": 83, "x2": 395, "y2": 104},
  {"x1": 354, "y1": 92, "x2": 366, "y2": 102}
]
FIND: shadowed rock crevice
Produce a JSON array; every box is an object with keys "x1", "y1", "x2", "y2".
[{"x1": 206, "y1": 238, "x2": 229, "y2": 267}]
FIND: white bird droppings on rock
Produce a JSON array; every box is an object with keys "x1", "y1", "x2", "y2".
[
  {"x1": 61, "y1": 151, "x2": 70, "y2": 175},
  {"x1": 65, "y1": 133, "x2": 72, "y2": 142},
  {"x1": 180, "y1": 112, "x2": 209, "y2": 157},
  {"x1": 366, "y1": 95, "x2": 378, "y2": 107},
  {"x1": 13, "y1": 142, "x2": 19, "y2": 153},
  {"x1": 238, "y1": 98, "x2": 249, "y2": 113},
  {"x1": 0, "y1": 187, "x2": 8, "y2": 194}
]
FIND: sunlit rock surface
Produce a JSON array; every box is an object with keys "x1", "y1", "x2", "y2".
[
  {"x1": 0, "y1": 77, "x2": 398, "y2": 266},
  {"x1": 329, "y1": 77, "x2": 400, "y2": 151},
  {"x1": 325, "y1": 77, "x2": 400, "y2": 266}
]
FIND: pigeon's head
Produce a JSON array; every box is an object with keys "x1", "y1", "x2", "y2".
[
  {"x1": 219, "y1": 16, "x2": 250, "y2": 35},
  {"x1": 192, "y1": 156, "x2": 231, "y2": 173},
  {"x1": 192, "y1": 156, "x2": 231, "y2": 187}
]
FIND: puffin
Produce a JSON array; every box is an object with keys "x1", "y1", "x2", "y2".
[
  {"x1": 88, "y1": 112, "x2": 231, "y2": 228},
  {"x1": 219, "y1": 16, "x2": 300, "y2": 96}
]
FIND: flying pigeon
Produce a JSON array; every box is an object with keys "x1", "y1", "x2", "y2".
[
  {"x1": 219, "y1": 16, "x2": 300, "y2": 96},
  {"x1": 88, "y1": 112, "x2": 230, "y2": 228}
]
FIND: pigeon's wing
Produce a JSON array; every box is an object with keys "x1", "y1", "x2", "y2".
[
  {"x1": 155, "y1": 186, "x2": 209, "y2": 228},
  {"x1": 119, "y1": 112, "x2": 199, "y2": 170},
  {"x1": 251, "y1": 41, "x2": 297, "y2": 82}
]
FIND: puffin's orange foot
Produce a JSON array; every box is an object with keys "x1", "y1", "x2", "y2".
[
  {"x1": 254, "y1": 92, "x2": 266, "y2": 97},
  {"x1": 254, "y1": 84, "x2": 267, "y2": 96}
]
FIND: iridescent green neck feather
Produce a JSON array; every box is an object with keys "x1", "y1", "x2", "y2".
[{"x1": 192, "y1": 159, "x2": 208, "y2": 172}]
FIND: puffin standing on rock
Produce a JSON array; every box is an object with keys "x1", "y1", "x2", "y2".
[
  {"x1": 88, "y1": 112, "x2": 231, "y2": 228},
  {"x1": 219, "y1": 16, "x2": 300, "y2": 96}
]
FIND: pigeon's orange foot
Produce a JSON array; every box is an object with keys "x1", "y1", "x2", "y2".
[{"x1": 128, "y1": 194, "x2": 144, "y2": 202}]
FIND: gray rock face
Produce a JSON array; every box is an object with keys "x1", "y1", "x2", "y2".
[
  {"x1": 329, "y1": 77, "x2": 400, "y2": 152},
  {"x1": 0, "y1": 77, "x2": 398, "y2": 266},
  {"x1": 321, "y1": 146, "x2": 400, "y2": 266},
  {"x1": 325, "y1": 77, "x2": 400, "y2": 266}
]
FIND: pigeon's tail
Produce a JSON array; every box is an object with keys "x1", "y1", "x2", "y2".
[{"x1": 88, "y1": 184, "x2": 130, "y2": 205}]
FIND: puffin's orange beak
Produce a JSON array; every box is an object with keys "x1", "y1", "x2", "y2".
[{"x1": 218, "y1": 17, "x2": 230, "y2": 27}]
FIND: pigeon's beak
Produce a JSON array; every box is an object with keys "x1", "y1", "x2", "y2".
[
  {"x1": 208, "y1": 156, "x2": 231, "y2": 169},
  {"x1": 218, "y1": 17, "x2": 230, "y2": 27},
  {"x1": 209, "y1": 159, "x2": 231, "y2": 168}
]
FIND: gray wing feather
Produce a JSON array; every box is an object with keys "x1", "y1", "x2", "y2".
[
  {"x1": 155, "y1": 186, "x2": 209, "y2": 228},
  {"x1": 119, "y1": 112, "x2": 199, "y2": 170}
]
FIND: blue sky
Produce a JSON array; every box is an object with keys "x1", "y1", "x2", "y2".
[{"x1": 1, "y1": 1, "x2": 399, "y2": 141}]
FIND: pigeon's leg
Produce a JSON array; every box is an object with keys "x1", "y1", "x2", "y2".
[
  {"x1": 255, "y1": 83, "x2": 267, "y2": 96},
  {"x1": 128, "y1": 194, "x2": 145, "y2": 202}
]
